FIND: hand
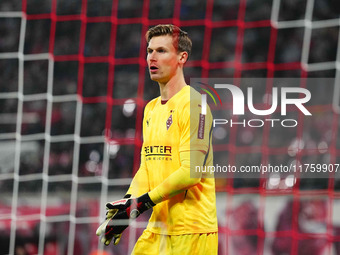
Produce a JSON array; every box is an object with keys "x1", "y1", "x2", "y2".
[
  {"x1": 96, "y1": 193, "x2": 155, "y2": 246},
  {"x1": 106, "y1": 193, "x2": 155, "y2": 220},
  {"x1": 96, "y1": 209, "x2": 128, "y2": 245}
]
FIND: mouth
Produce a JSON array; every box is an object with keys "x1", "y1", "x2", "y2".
[{"x1": 149, "y1": 66, "x2": 158, "y2": 73}]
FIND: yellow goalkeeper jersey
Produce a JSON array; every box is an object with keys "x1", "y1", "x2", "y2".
[{"x1": 127, "y1": 85, "x2": 217, "y2": 235}]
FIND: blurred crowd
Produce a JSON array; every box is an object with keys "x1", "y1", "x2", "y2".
[{"x1": 0, "y1": 0, "x2": 340, "y2": 254}]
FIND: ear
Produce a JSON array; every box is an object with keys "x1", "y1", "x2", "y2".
[{"x1": 178, "y1": 51, "x2": 188, "y2": 64}]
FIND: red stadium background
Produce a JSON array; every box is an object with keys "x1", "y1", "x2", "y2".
[{"x1": 0, "y1": 0, "x2": 340, "y2": 254}]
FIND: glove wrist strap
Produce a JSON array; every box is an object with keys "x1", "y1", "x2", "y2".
[{"x1": 137, "y1": 193, "x2": 156, "y2": 214}]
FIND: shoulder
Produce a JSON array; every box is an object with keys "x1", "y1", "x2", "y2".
[
  {"x1": 182, "y1": 86, "x2": 213, "y2": 121},
  {"x1": 176, "y1": 86, "x2": 202, "y2": 107},
  {"x1": 188, "y1": 86, "x2": 203, "y2": 105},
  {"x1": 177, "y1": 86, "x2": 206, "y2": 118},
  {"x1": 144, "y1": 96, "x2": 160, "y2": 112}
]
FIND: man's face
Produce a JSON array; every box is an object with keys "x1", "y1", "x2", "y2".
[{"x1": 146, "y1": 35, "x2": 181, "y2": 84}]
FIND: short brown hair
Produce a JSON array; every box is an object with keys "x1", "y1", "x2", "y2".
[{"x1": 145, "y1": 24, "x2": 192, "y2": 58}]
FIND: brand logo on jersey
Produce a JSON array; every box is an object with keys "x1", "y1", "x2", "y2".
[
  {"x1": 146, "y1": 118, "x2": 151, "y2": 127},
  {"x1": 145, "y1": 145, "x2": 172, "y2": 155},
  {"x1": 166, "y1": 114, "x2": 173, "y2": 130},
  {"x1": 144, "y1": 145, "x2": 172, "y2": 161}
]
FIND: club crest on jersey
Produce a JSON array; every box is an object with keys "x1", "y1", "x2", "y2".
[{"x1": 166, "y1": 114, "x2": 173, "y2": 130}]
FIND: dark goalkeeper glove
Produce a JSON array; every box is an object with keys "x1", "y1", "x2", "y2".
[{"x1": 96, "y1": 193, "x2": 155, "y2": 246}]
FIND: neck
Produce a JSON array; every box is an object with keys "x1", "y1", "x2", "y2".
[{"x1": 158, "y1": 71, "x2": 187, "y2": 101}]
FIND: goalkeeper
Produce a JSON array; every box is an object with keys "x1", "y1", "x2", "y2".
[{"x1": 97, "y1": 24, "x2": 218, "y2": 254}]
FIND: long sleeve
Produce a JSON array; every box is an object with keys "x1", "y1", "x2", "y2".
[
  {"x1": 148, "y1": 150, "x2": 206, "y2": 204},
  {"x1": 126, "y1": 152, "x2": 150, "y2": 197}
]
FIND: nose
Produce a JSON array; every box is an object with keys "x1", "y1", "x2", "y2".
[{"x1": 147, "y1": 51, "x2": 156, "y2": 61}]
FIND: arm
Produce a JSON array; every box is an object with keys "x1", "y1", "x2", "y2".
[
  {"x1": 125, "y1": 152, "x2": 149, "y2": 197},
  {"x1": 148, "y1": 150, "x2": 204, "y2": 204},
  {"x1": 125, "y1": 103, "x2": 151, "y2": 197}
]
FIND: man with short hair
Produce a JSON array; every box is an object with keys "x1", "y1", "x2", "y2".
[{"x1": 97, "y1": 24, "x2": 218, "y2": 255}]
